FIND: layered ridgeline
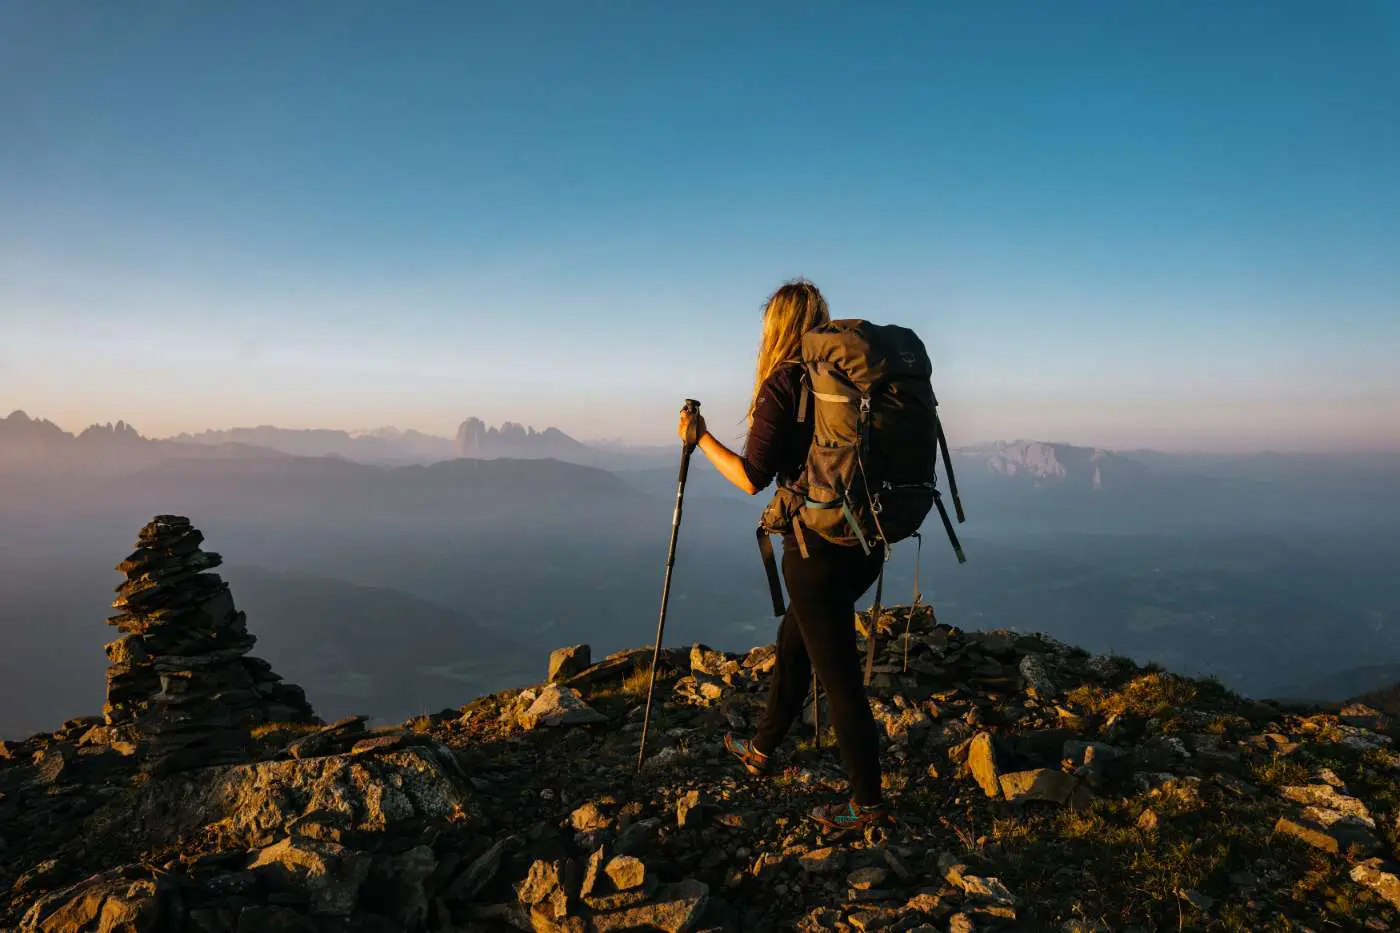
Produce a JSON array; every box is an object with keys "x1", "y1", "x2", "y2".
[{"x1": 2, "y1": 519, "x2": 1399, "y2": 932}]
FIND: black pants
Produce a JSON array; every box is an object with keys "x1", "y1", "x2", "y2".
[{"x1": 753, "y1": 534, "x2": 885, "y2": 805}]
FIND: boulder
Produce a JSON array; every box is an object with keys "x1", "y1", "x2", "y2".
[
  {"x1": 1018, "y1": 654, "x2": 1058, "y2": 699},
  {"x1": 548, "y1": 645, "x2": 593, "y2": 683},
  {"x1": 369, "y1": 844, "x2": 437, "y2": 928},
  {"x1": 129, "y1": 747, "x2": 475, "y2": 850},
  {"x1": 845, "y1": 908, "x2": 900, "y2": 931},
  {"x1": 446, "y1": 836, "x2": 514, "y2": 902},
  {"x1": 590, "y1": 879, "x2": 709, "y2": 933},
  {"x1": 675, "y1": 789, "x2": 711, "y2": 828},
  {"x1": 285, "y1": 716, "x2": 368, "y2": 760},
  {"x1": 967, "y1": 732, "x2": 1001, "y2": 799},
  {"x1": 947, "y1": 915, "x2": 975, "y2": 933},
  {"x1": 798, "y1": 847, "x2": 844, "y2": 875},
  {"x1": 579, "y1": 846, "x2": 607, "y2": 899},
  {"x1": 1280, "y1": 784, "x2": 1376, "y2": 828},
  {"x1": 1274, "y1": 815, "x2": 1381, "y2": 858},
  {"x1": 1338, "y1": 703, "x2": 1389, "y2": 732},
  {"x1": 520, "y1": 685, "x2": 607, "y2": 730},
  {"x1": 614, "y1": 818, "x2": 661, "y2": 855},
  {"x1": 561, "y1": 648, "x2": 665, "y2": 690},
  {"x1": 870, "y1": 700, "x2": 932, "y2": 742},
  {"x1": 999, "y1": 768, "x2": 1079, "y2": 805},
  {"x1": 570, "y1": 801, "x2": 611, "y2": 832},
  {"x1": 943, "y1": 862, "x2": 1016, "y2": 909},
  {"x1": 19, "y1": 868, "x2": 169, "y2": 933},
  {"x1": 690, "y1": 644, "x2": 736, "y2": 677},
  {"x1": 517, "y1": 859, "x2": 564, "y2": 907},
  {"x1": 847, "y1": 867, "x2": 888, "y2": 891},
  {"x1": 248, "y1": 836, "x2": 373, "y2": 917},
  {"x1": 1350, "y1": 859, "x2": 1400, "y2": 910},
  {"x1": 604, "y1": 856, "x2": 647, "y2": 891}
]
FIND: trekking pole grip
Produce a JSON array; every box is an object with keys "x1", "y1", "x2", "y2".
[{"x1": 681, "y1": 399, "x2": 703, "y2": 451}]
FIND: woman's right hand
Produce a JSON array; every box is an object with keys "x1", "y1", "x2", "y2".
[{"x1": 678, "y1": 408, "x2": 707, "y2": 446}]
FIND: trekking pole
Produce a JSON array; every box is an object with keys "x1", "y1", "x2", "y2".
[{"x1": 637, "y1": 399, "x2": 702, "y2": 772}]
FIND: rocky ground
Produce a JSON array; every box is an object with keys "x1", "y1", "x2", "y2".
[{"x1": 2, "y1": 527, "x2": 1399, "y2": 932}]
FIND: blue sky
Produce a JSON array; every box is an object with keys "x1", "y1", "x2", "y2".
[{"x1": 2, "y1": 1, "x2": 1397, "y2": 451}]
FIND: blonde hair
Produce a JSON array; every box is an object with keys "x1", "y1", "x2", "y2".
[{"x1": 748, "y1": 278, "x2": 831, "y2": 423}]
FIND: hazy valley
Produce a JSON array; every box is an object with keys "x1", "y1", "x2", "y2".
[{"x1": 1, "y1": 410, "x2": 1398, "y2": 740}]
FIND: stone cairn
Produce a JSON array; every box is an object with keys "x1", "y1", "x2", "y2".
[{"x1": 100, "y1": 515, "x2": 318, "y2": 771}]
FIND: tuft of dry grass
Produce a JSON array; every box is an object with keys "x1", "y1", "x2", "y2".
[
  {"x1": 1251, "y1": 754, "x2": 1309, "y2": 788},
  {"x1": 623, "y1": 661, "x2": 654, "y2": 697},
  {"x1": 250, "y1": 721, "x2": 323, "y2": 741},
  {"x1": 1066, "y1": 671, "x2": 1200, "y2": 724}
]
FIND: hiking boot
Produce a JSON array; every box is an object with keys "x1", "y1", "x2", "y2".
[
  {"x1": 808, "y1": 799, "x2": 891, "y2": 833},
  {"x1": 724, "y1": 734, "x2": 770, "y2": 776}
]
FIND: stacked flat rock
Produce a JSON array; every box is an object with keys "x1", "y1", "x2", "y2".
[{"x1": 102, "y1": 515, "x2": 318, "y2": 770}]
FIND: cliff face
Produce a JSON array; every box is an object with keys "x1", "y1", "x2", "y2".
[
  {"x1": 453, "y1": 418, "x2": 595, "y2": 462},
  {"x1": 955, "y1": 441, "x2": 1151, "y2": 490},
  {"x1": 1, "y1": 522, "x2": 1399, "y2": 933}
]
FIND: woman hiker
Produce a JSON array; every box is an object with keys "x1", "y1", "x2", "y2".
[{"x1": 676, "y1": 278, "x2": 889, "y2": 833}]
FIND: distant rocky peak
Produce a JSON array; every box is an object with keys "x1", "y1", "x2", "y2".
[
  {"x1": 1, "y1": 410, "x2": 66, "y2": 434},
  {"x1": 77, "y1": 420, "x2": 146, "y2": 443},
  {"x1": 453, "y1": 416, "x2": 592, "y2": 460},
  {"x1": 976, "y1": 440, "x2": 1073, "y2": 479},
  {"x1": 958, "y1": 439, "x2": 1148, "y2": 489}
]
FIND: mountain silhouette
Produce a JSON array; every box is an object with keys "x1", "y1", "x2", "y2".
[
  {"x1": 170, "y1": 425, "x2": 455, "y2": 463},
  {"x1": 0, "y1": 411, "x2": 284, "y2": 474},
  {"x1": 454, "y1": 417, "x2": 596, "y2": 461}
]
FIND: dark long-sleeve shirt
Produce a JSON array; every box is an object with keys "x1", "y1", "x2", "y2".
[{"x1": 741, "y1": 362, "x2": 813, "y2": 493}]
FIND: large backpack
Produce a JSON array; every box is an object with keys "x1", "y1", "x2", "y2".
[{"x1": 757, "y1": 319, "x2": 967, "y2": 621}]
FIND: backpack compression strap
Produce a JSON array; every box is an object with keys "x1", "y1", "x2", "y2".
[
  {"x1": 934, "y1": 407, "x2": 966, "y2": 523},
  {"x1": 756, "y1": 526, "x2": 786, "y2": 617},
  {"x1": 932, "y1": 400, "x2": 968, "y2": 563},
  {"x1": 933, "y1": 490, "x2": 967, "y2": 565},
  {"x1": 862, "y1": 564, "x2": 884, "y2": 686}
]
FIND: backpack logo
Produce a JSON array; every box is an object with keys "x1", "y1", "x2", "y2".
[{"x1": 900, "y1": 351, "x2": 917, "y2": 366}]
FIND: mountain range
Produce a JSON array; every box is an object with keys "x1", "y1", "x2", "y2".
[
  {"x1": 6, "y1": 408, "x2": 1337, "y2": 491},
  {"x1": 0, "y1": 411, "x2": 284, "y2": 474},
  {"x1": 164, "y1": 417, "x2": 600, "y2": 465}
]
